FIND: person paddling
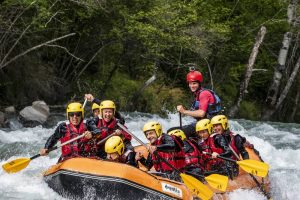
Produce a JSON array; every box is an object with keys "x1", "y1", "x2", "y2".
[
  {"x1": 87, "y1": 99, "x2": 133, "y2": 158},
  {"x1": 39, "y1": 102, "x2": 101, "y2": 162},
  {"x1": 135, "y1": 121, "x2": 185, "y2": 181},
  {"x1": 168, "y1": 129, "x2": 204, "y2": 180},
  {"x1": 168, "y1": 66, "x2": 221, "y2": 138},
  {"x1": 195, "y1": 119, "x2": 225, "y2": 175},
  {"x1": 210, "y1": 115, "x2": 249, "y2": 178}
]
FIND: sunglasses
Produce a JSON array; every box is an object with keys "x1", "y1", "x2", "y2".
[{"x1": 69, "y1": 112, "x2": 82, "y2": 117}]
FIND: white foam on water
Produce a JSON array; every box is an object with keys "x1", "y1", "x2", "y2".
[
  {"x1": 0, "y1": 126, "x2": 53, "y2": 144},
  {"x1": 0, "y1": 112, "x2": 299, "y2": 200}
]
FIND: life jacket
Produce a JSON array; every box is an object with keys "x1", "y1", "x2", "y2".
[
  {"x1": 226, "y1": 131, "x2": 240, "y2": 160},
  {"x1": 199, "y1": 135, "x2": 224, "y2": 171},
  {"x1": 208, "y1": 133, "x2": 223, "y2": 154},
  {"x1": 184, "y1": 140, "x2": 202, "y2": 168},
  {"x1": 152, "y1": 135, "x2": 186, "y2": 172},
  {"x1": 97, "y1": 118, "x2": 117, "y2": 139},
  {"x1": 60, "y1": 120, "x2": 86, "y2": 161},
  {"x1": 191, "y1": 88, "x2": 222, "y2": 119}
]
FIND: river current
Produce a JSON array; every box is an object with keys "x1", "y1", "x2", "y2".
[{"x1": 0, "y1": 112, "x2": 299, "y2": 200}]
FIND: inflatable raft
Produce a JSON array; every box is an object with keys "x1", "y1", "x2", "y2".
[
  {"x1": 43, "y1": 157, "x2": 193, "y2": 200},
  {"x1": 135, "y1": 145, "x2": 271, "y2": 200},
  {"x1": 43, "y1": 147, "x2": 270, "y2": 200}
]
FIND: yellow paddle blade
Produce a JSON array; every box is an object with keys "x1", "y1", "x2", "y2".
[
  {"x1": 2, "y1": 158, "x2": 31, "y2": 173},
  {"x1": 237, "y1": 159, "x2": 269, "y2": 177},
  {"x1": 205, "y1": 174, "x2": 228, "y2": 192},
  {"x1": 180, "y1": 173, "x2": 213, "y2": 200}
]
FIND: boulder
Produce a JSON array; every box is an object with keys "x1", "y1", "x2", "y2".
[
  {"x1": 19, "y1": 101, "x2": 50, "y2": 126},
  {"x1": 5, "y1": 106, "x2": 16, "y2": 114}
]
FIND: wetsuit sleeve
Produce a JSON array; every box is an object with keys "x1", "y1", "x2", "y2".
[
  {"x1": 126, "y1": 151, "x2": 138, "y2": 167},
  {"x1": 92, "y1": 98, "x2": 101, "y2": 105},
  {"x1": 214, "y1": 134, "x2": 233, "y2": 157},
  {"x1": 139, "y1": 154, "x2": 153, "y2": 170},
  {"x1": 156, "y1": 134, "x2": 177, "y2": 152},
  {"x1": 44, "y1": 123, "x2": 67, "y2": 149},
  {"x1": 86, "y1": 118, "x2": 101, "y2": 135},
  {"x1": 235, "y1": 134, "x2": 249, "y2": 159}
]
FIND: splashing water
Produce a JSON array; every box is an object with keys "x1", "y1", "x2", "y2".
[{"x1": 0, "y1": 112, "x2": 299, "y2": 199}]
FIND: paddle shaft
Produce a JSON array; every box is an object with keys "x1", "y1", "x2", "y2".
[
  {"x1": 179, "y1": 113, "x2": 182, "y2": 129},
  {"x1": 30, "y1": 134, "x2": 86, "y2": 161},
  {"x1": 97, "y1": 132, "x2": 118, "y2": 145},
  {"x1": 228, "y1": 145, "x2": 271, "y2": 199}
]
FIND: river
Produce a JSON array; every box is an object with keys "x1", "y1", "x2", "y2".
[{"x1": 0, "y1": 112, "x2": 299, "y2": 200}]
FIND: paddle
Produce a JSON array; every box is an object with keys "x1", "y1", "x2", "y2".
[
  {"x1": 203, "y1": 152, "x2": 269, "y2": 178},
  {"x1": 2, "y1": 99, "x2": 89, "y2": 174},
  {"x1": 179, "y1": 112, "x2": 182, "y2": 129},
  {"x1": 227, "y1": 145, "x2": 272, "y2": 199},
  {"x1": 2, "y1": 134, "x2": 85, "y2": 173},
  {"x1": 117, "y1": 123, "x2": 214, "y2": 200}
]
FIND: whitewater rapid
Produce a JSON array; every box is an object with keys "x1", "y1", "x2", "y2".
[{"x1": 0, "y1": 112, "x2": 299, "y2": 200}]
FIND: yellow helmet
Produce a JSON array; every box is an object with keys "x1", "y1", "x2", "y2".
[
  {"x1": 92, "y1": 103, "x2": 100, "y2": 111},
  {"x1": 168, "y1": 129, "x2": 186, "y2": 140},
  {"x1": 100, "y1": 100, "x2": 116, "y2": 115},
  {"x1": 196, "y1": 119, "x2": 212, "y2": 134},
  {"x1": 105, "y1": 136, "x2": 124, "y2": 156},
  {"x1": 143, "y1": 121, "x2": 162, "y2": 137},
  {"x1": 211, "y1": 115, "x2": 229, "y2": 130},
  {"x1": 66, "y1": 102, "x2": 84, "y2": 118}
]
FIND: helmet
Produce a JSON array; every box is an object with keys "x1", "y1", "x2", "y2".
[
  {"x1": 100, "y1": 100, "x2": 116, "y2": 115},
  {"x1": 143, "y1": 121, "x2": 162, "y2": 137},
  {"x1": 196, "y1": 119, "x2": 212, "y2": 134},
  {"x1": 105, "y1": 136, "x2": 124, "y2": 156},
  {"x1": 92, "y1": 103, "x2": 100, "y2": 111},
  {"x1": 66, "y1": 102, "x2": 84, "y2": 118},
  {"x1": 186, "y1": 70, "x2": 203, "y2": 83},
  {"x1": 168, "y1": 129, "x2": 186, "y2": 140},
  {"x1": 211, "y1": 115, "x2": 228, "y2": 130}
]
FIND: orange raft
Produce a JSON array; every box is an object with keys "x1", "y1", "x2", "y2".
[
  {"x1": 43, "y1": 157, "x2": 193, "y2": 200},
  {"x1": 135, "y1": 145, "x2": 271, "y2": 200}
]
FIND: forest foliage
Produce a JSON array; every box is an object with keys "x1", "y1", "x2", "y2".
[{"x1": 0, "y1": 0, "x2": 299, "y2": 122}]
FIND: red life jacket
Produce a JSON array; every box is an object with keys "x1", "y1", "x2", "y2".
[
  {"x1": 199, "y1": 135, "x2": 224, "y2": 171},
  {"x1": 227, "y1": 131, "x2": 240, "y2": 160},
  {"x1": 184, "y1": 140, "x2": 202, "y2": 168},
  {"x1": 208, "y1": 133, "x2": 223, "y2": 154},
  {"x1": 152, "y1": 135, "x2": 186, "y2": 172},
  {"x1": 97, "y1": 118, "x2": 117, "y2": 139},
  {"x1": 60, "y1": 120, "x2": 86, "y2": 161}
]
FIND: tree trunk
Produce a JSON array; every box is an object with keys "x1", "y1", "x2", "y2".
[
  {"x1": 229, "y1": 26, "x2": 267, "y2": 117},
  {"x1": 263, "y1": 0, "x2": 297, "y2": 118},
  {"x1": 263, "y1": 56, "x2": 300, "y2": 120},
  {"x1": 289, "y1": 86, "x2": 300, "y2": 121}
]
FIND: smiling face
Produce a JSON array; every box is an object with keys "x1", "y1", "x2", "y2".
[
  {"x1": 145, "y1": 130, "x2": 158, "y2": 144},
  {"x1": 213, "y1": 124, "x2": 224, "y2": 134},
  {"x1": 196, "y1": 129, "x2": 209, "y2": 140},
  {"x1": 188, "y1": 81, "x2": 200, "y2": 92},
  {"x1": 102, "y1": 108, "x2": 114, "y2": 122},
  {"x1": 69, "y1": 112, "x2": 82, "y2": 126}
]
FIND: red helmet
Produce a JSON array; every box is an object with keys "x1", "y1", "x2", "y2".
[{"x1": 186, "y1": 70, "x2": 203, "y2": 83}]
